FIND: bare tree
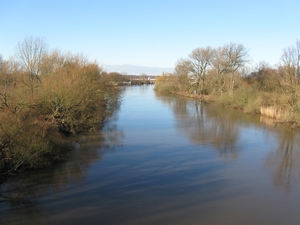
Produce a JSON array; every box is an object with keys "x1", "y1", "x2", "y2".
[
  {"x1": 212, "y1": 43, "x2": 248, "y2": 95},
  {"x1": 188, "y1": 46, "x2": 214, "y2": 98},
  {"x1": 15, "y1": 36, "x2": 48, "y2": 82},
  {"x1": 278, "y1": 40, "x2": 300, "y2": 113},
  {"x1": 281, "y1": 39, "x2": 300, "y2": 85}
]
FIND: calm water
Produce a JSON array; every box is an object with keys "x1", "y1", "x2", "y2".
[{"x1": 1, "y1": 85, "x2": 300, "y2": 225}]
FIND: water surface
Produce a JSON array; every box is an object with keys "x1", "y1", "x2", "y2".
[{"x1": 1, "y1": 85, "x2": 300, "y2": 225}]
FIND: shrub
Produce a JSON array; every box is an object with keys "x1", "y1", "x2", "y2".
[
  {"x1": 154, "y1": 81, "x2": 176, "y2": 94},
  {"x1": 0, "y1": 52, "x2": 122, "y2": 174}
]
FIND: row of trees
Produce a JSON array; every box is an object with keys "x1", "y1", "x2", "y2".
[
  {"x1": 173, "y1": 42, "x2": 249, "y2": 97},
  {"x1": 0, "y1": 36, "x2": 123, "y2": 175},
  {"x1": 155, "y1": 40, "x2": 300, "y2": 123}
]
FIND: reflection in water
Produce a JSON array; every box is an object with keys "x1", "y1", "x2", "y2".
[
  {"x1": 0, "y1": 118, "x2": 123, "y2": 224},
  {"x1": 266, "y1": 128, "x2": 300, "y2": 193},
  {"x1": 155, "y1": 92, "x2": 300, "y2": 193},
  {"x1": 260, "y1": 116, "x2": 279, "y2": 127},
  {"x1": 2, "y1": 86, "x2": 300, "y2": 224},
  {"x1": 155, "y1": 94, "x2": 243, "y2": 159}
]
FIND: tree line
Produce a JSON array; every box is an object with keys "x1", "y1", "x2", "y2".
[
  {"x1": 0, "y1": 36, "x2": 123, "y2": 175},
  {"x1": 155, "y1": 40, "x2": 300, "y2": 124}
]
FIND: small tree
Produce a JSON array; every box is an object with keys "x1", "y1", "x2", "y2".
[
  {"x1": 15, "y1": 36, "x2": 48, "y2": 76},
  {"x1": 15, "y1": 36, "x2": 48, "y2": 95},
  {"x1": 173, "y1": 58, "x2": 191, "y2": 92},
  {"x1": 280, "y1": 40, "x2": 300, "y2": 85},
  {"x1": 278, "y1": 40, "x2": 300, "y2": 115}
]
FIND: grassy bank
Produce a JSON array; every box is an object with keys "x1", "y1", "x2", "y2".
[
  {"x1": 155, "y1": 40, "x2": 300, "y2": 126},
  {"x1": 154, "y1": 40, "x2": 300, "y2": 126},
  {"x1": 154, "y1": 74, "x2": 300, "y2": 127}
]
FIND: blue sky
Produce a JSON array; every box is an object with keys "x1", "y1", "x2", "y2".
[{"x1": 1, "y1": 0, "x2": 300, "y2": 70}]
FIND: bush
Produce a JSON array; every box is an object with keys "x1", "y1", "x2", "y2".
[
  {"x1": 210, "y1": 87, "x2": 262, "y2": 114},
  {"x1": 154, "y1": 81, "x2": 176, "y2": 94},
  {"x1": 0, "y1": 52, "x2": 122, "y2": 174}
]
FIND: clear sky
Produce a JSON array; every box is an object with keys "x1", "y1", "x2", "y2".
[{"x1": 1, "y1": 0, "x2": 300, "y2": 70}]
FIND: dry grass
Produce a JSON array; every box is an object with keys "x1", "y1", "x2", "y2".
[{"x1": 260, "y1": 106, "x2": 282, "y2": 119}]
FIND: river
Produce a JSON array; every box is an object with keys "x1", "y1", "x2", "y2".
[{"x1": 1, "y1": 85, "x2": 300, "y2": 225}]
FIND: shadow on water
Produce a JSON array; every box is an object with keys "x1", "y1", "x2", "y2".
[{"x1": 0, "y1": 117, "x2": 124, "y2": 224}]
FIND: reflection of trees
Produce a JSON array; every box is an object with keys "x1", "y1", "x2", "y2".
[
  {"x1": 266, "y1": 128, "x2": 300, "y2": 193},
  {"x1": 189, "y1": 102, "x2": 239, "y2": 159},
  {"x1": 155, "y1": 93, "x2": 244, "y2": 159},
  {"x1": 0, "y1": 119, "x2": 123, "y2": 223},
  {"x1": 155, "y1": 93, "x2": 300, "y2": 193}
]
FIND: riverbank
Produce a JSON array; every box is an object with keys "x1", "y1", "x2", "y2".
[
  {"x1": 171, "y1": 90, "x2": 299, "y2": 128},
  {"x1": 2, "y1": 85, "x2": 300, "y2": 225},
  {"x1": 175, "y1": 91, "x2": 216, "y2": 102},
  {"x1": 0, "y1": 49, "x2": 123, "y2": 176}
]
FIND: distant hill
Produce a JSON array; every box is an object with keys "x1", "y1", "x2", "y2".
[{"x1": 104, "y1": 64, "x2": 174, "y2": 75}]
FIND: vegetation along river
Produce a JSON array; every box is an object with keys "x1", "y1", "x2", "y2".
[{"x1": 1, "y1": 85, "x2": 300, "y2": 225}]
